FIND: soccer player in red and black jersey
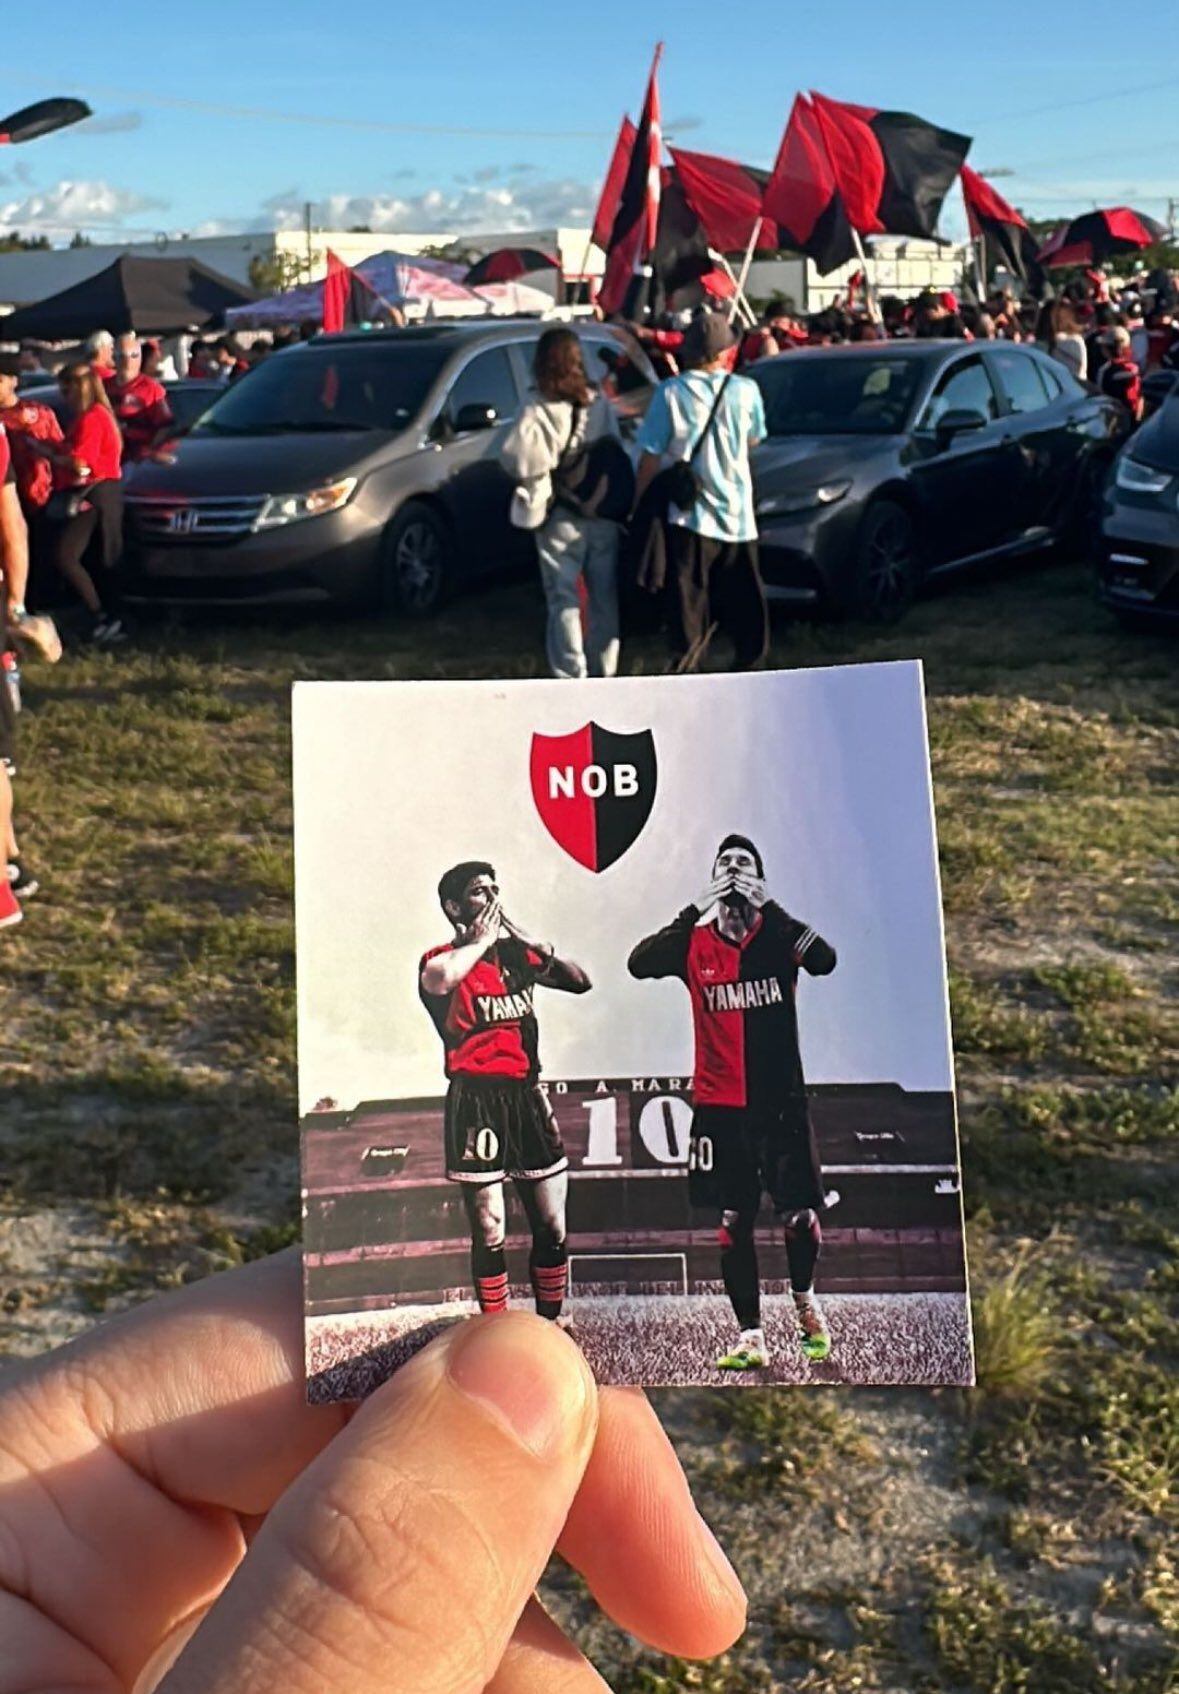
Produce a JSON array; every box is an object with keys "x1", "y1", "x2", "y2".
[
  {"x1": 419, "y1": 860, "x2": 590, "y2": 1320},
  {"x1": 629, "y1": 834, "x2": 837, "y2": 1371}
]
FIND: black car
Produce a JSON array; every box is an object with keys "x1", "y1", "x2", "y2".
[
  {"x1": 749, "y1": 340, "x2": 1125, "y2": 620},
  {"x1": 120, "y1": 323, "x2": 656, "y2": 615},
  {"x1": 1098, "y1": 392, "x2": 1179, "y2": 626}
]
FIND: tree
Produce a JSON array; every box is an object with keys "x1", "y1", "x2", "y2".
[
  {"x1": 248, "y1": 248, "x2": 321, "y2": 295},
  {"x1": 0, "y1": 231, "x2": 51, "y2": 252},
  {"x1": 68, "y1": 231, "x2": 92, "y2": 248}
]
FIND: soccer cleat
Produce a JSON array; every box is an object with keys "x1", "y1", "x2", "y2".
[
  {"x1": 0, "y1": 878, "x2": 22, "y2": 929},
  {"x1": 794, "y1": 1292, "x2": 831, "y2": 1362},
  {"x1": 717, "y1": 1328, "x2": 768, "y2": 1371}
]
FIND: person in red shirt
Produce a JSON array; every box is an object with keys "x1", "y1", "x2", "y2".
[
  {"x1": 0, "y1": 350, "x2": 65, "y2": 605},
  {"x1": 0, "y1": 426, "x2": 26, "y2": 927},
  {"x1": 419, "y1": 860, "x2": 590, "y2": 1320},
  {"x1": 47, "y1": 363, "x2": 126, "y2": 644},
  {"x1": 109, "y1": 333, "x2": 173, "y2": 461},
  {"x1": 1098, "y1": 326, "x2": 1143, "y2": 424},
  {"x1": 86, "y1": 328, "x2": 116, "y2": 384},
  {"x1": 0, "y1": 426, "x2": 61, "y2": 918}
]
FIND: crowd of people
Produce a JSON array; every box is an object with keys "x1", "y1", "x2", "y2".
[{"x1": 625, "y1": 263, "x2": 1179, "y2": 430}]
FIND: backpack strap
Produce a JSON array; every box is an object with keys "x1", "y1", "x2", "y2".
[{"x1": 687, "y1": 369, "x2": 734, "y2": 466}]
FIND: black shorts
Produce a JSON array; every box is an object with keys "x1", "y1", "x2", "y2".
[
  {"x1": 688, "y1": 1100, "x2": 825, "y2": 1216},
  {"x1": 444, "y1": 1075, "x2": 567, "y2": 1185}
]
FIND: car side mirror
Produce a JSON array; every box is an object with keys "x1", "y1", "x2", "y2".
[
  {"x1": 452, "y1": 402, "x2": 499, "y2": 433},
  {"x1": 935, "y1": 407, "x2": 987, "y2": 446}
]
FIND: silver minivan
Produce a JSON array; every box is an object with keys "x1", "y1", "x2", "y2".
[{"x1": 122, "y1": 321, "x2": 656, "y2": 617}]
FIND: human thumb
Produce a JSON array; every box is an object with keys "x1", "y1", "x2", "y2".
[{"x1": 158, "y1": 1312, "x2": 598, "y2": 1694}]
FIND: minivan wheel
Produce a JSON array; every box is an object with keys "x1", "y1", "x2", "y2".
[
  {"x1": 849, "y1": 499, "x2": 919, "y2": 622},
  {"x1": 381, "y1": 503, "x2": 452, "y2": 618}
]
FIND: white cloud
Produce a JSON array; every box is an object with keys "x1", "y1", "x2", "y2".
[
  {"x1": 139, "y1": 174, "x2": 601, "y2": 243},
  {"x1": 197, "y1": 176, "x2": 598, "y2": 238},
  {"x1": 0, "y1": 178, "x2": 166, "y2": 233}
]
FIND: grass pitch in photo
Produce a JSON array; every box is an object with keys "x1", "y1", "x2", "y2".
[{"x1": 295, "y1": 664, "x2": 973, "y2": 1396}]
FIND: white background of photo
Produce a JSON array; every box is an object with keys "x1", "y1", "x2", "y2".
[{"x1": 293, "y1": 663, "x2": 955, "y2": 1113}]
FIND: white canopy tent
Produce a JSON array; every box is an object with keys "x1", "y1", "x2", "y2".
[{"x1": 225, "y1": 250, "x2": 553, "y2": 328}]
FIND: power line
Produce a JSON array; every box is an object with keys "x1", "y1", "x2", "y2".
[
  {"x1": 9, "y1": 79, "x2": 615, "y2": 142},
  {"x1": 966, "y1": 74, "x2": 1179, "y2": 126}
]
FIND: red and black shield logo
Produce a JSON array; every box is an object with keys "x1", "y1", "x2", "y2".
[{"x1": 530, "y1": 724, "x2": 657, "y2": 872}]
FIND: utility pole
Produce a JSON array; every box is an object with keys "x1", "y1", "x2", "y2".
[{"x1": 304, "y1": 201, "x2": 314, "y2": 279}]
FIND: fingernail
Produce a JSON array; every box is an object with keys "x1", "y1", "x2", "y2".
[
  {"x1": 694, "y1": 1511, "x2": 746, "y2": 1606},
  {"x1": 447, "y1": 1314, "x2": 591, "y2": 1461}
]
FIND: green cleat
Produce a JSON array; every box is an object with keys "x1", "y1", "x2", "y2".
[
  {"x1": 795, "y1": 1293, "x2": 832, "y2": 1362},
  {"x1": 717, "y1": 1329, "x2": 768, "y2": 1371}
]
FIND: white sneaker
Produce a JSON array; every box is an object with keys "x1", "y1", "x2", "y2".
[{"x1": 717, "y1": 1327, "x2": 769, "y2": 1371}]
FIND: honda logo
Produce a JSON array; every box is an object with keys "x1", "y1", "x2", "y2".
[{"x1": 167, "y1": 508, "x2": 199, "y2": 535}]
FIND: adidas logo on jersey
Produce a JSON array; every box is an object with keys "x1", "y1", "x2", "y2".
[
  {"x1": 702, "y1": 976, "x2": 784, "y2": 1013},
  {"x1": 475, "y1": 989, "x2": 535, "y2": 1024}
]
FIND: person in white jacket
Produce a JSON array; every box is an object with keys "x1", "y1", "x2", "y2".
[{"x1": 501, "y1": 328, "x2": 621, "y2": 679}]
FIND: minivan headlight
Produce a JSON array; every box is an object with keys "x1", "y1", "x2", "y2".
[
  {"x1": 256, "y1": 477, "x2": 358, "y2": 529},
  {"x1": 757, "y1": 480, "x2": 851, "y2": 517},
  {"x1": 1115, "y1": 457, "x2": 1172, "y2": 496}
]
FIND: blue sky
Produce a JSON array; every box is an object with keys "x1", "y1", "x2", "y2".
[{"x1": 2, "y1": 2, "x2": 1178, "y2": 245}]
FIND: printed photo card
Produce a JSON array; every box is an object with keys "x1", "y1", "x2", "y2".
[{"x1": 295, "y1": 662, "x2": 973, "y2": 1399}]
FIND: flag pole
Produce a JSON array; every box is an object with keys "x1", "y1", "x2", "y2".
[
  {"x1": 728, "y1": 218, "x2": 762, "y2": 324},
  {"x1": 976, "y1": 232, "x2": 987, "y2": 300},
  {"x1": 850, "y1": 228, "x2": 882, "y2": 324},
  {"x1": 714, "y1": 251, "x2": 757, "y2": 327}
]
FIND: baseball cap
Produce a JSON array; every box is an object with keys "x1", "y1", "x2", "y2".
[{"x1": 681, "y1": 311, "x2": 736, "y2": 368}]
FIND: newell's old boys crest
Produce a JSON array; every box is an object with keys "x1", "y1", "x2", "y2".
[{"x1": 530, "y1": 724, "x2": 657, "y2": 872}]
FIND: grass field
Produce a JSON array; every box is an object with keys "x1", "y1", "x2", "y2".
[{"x1": 1, "y1": 553, "x2": 1177, "y2": 1691}]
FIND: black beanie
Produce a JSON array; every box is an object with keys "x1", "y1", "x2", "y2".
[{"x1": 715, "y1": 834, "x2": 764, "y2": 877}]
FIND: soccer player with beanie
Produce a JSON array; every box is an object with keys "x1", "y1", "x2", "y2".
[{"x1": 629, "y1": 835, "x2": 838, "y2": 1370}]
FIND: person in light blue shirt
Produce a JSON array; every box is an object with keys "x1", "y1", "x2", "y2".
[{"x1": 634, "y1": 311, "x2": 769, "y2": 670}]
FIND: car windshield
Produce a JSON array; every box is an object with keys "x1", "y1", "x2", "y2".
[
  {"x1": 752, "y1": 354, "x2": 922, "y2": 436},
  {"x1": 192, "y1": 344, "x2": 448, "y2": 436}
]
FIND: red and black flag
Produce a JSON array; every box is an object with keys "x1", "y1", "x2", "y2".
[
  {"x1": 811, "y1": 92, "x2": 971, "y2": 241},
  {"x1": 667, "y1": 146, "x2": 778, "y2": 256},
  {"x1": 762, "y1": 95, "x2": 857, "y2": 276},
  {"x1": 598, "y1": 47, "x2": 663, "y2": 316},
  {"x1": 645, "y1": 167, "x2": 713, "y2": 303},
  {"x1": 322, "y1": 250, "x2": 380, "y2": 334},
  {"x1": 0, "y1": 96, "x2": 91, "y2": 145},
  {"x1": 464, "y1": 247, "x2": 559, "y2": 285},
  {"x1": 1038, "y1": 206, "x2": 1169, "y2": 269},
  {"x1": 591, "y1": 116, "x2": 637, "y2": 252},
  {"x1": 960, "y1": 164, "x2": 1044, "y2": 294}
]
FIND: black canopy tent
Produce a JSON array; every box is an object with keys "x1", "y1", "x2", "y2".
[{"x1": 0, "y1": 255, "x2": 256, "y2": 340}]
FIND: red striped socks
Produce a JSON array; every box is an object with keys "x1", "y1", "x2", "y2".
[{"x1": 531, "y1": 1251, "x2": 568, "y2": 1320}]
